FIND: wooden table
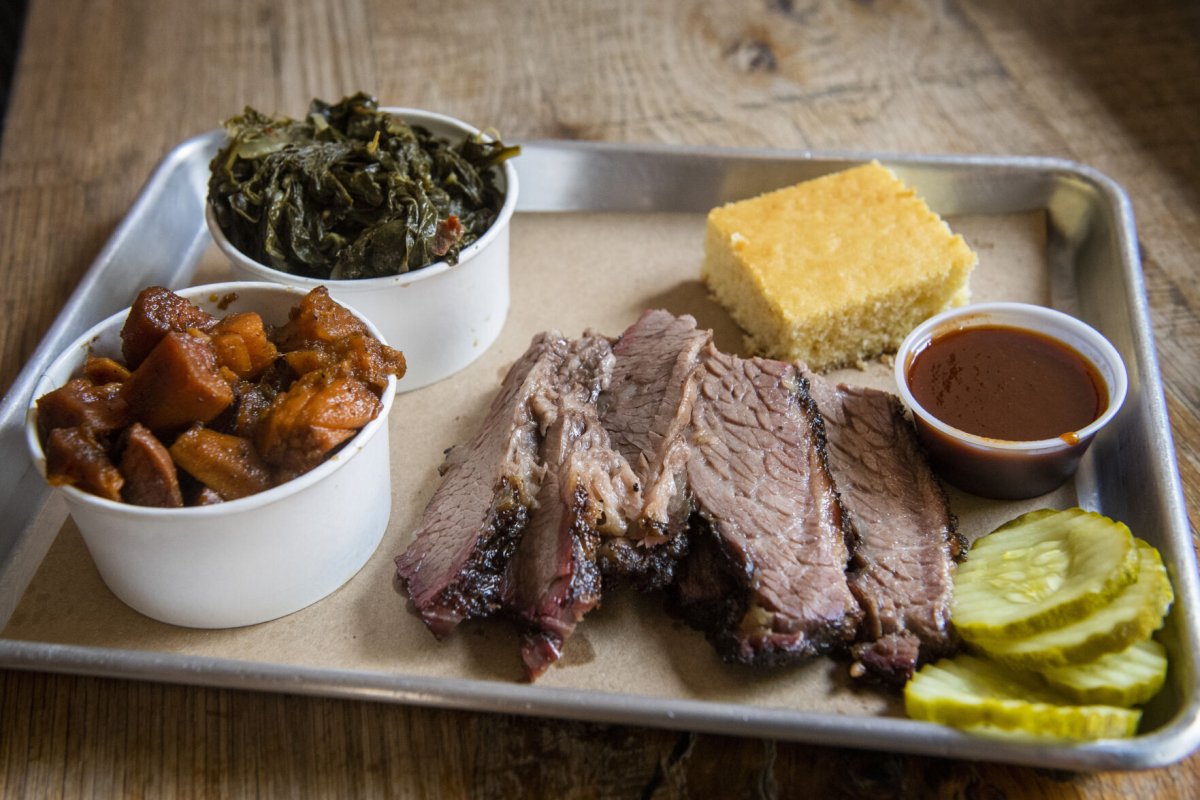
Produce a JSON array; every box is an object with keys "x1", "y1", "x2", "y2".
[{"x1": 2, "y1": 0, "x2": 1197, "y2": 795}]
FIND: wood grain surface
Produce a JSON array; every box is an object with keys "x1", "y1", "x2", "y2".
[{"x1": 1, "y1": 0, "x2": 1198, "y2": 796}]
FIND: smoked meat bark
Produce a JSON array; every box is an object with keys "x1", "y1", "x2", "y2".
[{"x1": 395, "y1": 332, "x2": 567, "y2": 638}]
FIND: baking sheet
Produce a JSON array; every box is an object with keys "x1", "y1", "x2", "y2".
[{"x1": 0, "y1": 137, "x2": 1196, "y2": 771}]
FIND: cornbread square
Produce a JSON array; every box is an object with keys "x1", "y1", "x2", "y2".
[{"x1": 702, "y1": 161, "x2": 977, "y2": 371}]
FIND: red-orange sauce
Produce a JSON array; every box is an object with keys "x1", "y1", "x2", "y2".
[{"x1": 907, "y1": 325, "x2": 1106, "y2": 441}]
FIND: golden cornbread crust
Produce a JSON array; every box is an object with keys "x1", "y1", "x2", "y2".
[{"x1": 702, "y1": 161, "x2": 977, "y2": 371}]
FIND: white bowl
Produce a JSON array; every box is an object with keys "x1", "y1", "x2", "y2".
[
  {"x1": 894, "y1": 302, "x2": 1127, "y2": 499},
  {"x1": 25, "y1": 282, "x2": 395, "y2": 628},
  {"x1": 206, "y1": 107, "x2": 518, "y2": 392}
]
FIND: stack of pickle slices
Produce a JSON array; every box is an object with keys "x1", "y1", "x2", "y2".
[{"x1": 905, "y1": 508, "x2": 1175, "y2": 741}]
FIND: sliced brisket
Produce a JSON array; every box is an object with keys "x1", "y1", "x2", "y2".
[
  {"x1": 398, "y1": 311, "x2": 966, "y2": 686},
  {"x1": 394, "y1": 332, "x2": 567, "y2": 638},
  {"x1": 670, "y1": 348, "x2": 861, "y2": 664},
  {"x1": 805, "y1": 371, "x2": 964, "y2": 685},
  {"x1": 597, "y1": 310, "x2": 711, "y2": 586},
  {"x1": 506, "y1": 334, "x2": 641, "y2": 678}
]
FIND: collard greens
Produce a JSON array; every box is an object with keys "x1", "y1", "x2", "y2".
[{"x1": 208, "y1": 93, "x2": 520, "y2": 280}]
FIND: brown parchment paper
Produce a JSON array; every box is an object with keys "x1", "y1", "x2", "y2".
[{"x1": 4, "y1": 210, "x2": 1062, "y2": 721}]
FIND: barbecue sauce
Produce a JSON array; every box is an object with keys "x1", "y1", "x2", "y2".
[{"x1": 907, "y1": 326, "x2": 1107, "y2": 442}]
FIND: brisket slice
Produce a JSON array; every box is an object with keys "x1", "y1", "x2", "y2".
[
  {"x1": 597, "y1": 310, "x2": 711, "y2": 586},
  {"x1": 506, "y1": 335, "x2": 641, "y2": 679},
  {"x1": 669, "y1": 347, "x2": 861, "y2": 664},
  {"x1": 394, "y1": 332, "x2": 567, "y2": 638},
  {"x1": 804, "y1": 371, "x2": 964, "y2": 685}
]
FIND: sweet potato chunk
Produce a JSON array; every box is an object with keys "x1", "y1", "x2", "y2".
[
  {"x1": 120, "y1": 286, "x2": 218, "y2": 369},
  {"x1": 122, "y1": 332, "x2": 234, "y2": 433},
  {"x1": 207, "y1": 380, "x2": 277, "y2": 440},
  {"x1": 281, "y1": 334, "x2": 406, "y2": 394},
  {"x1": 255, "y1": 370, "x2": 381, "y2": 474},
  {"x1": 345, "y1": 334, "x2": 406, "y2": 391},
  {"x1": 118, "y1": 423, "x2": 182, "y2": 507},
  {"x1": 191, "y1": 486, "x2": 225, "y2": 505},
  {"x1": 83, "y1": 355, "x2": 131, "y2": 384},
  {"x1": 273, "y1": 286, "x2": 369, "y2": 350},
  {"x1": 44, "y1": 426, "x2": 123, "y2": 501},
  {"x1": 170, "y1": 426, "x2": 274, "y2": 500},
  {"x1": 36, "y1": 378, "x2": 129, "y2": 442},
  {"x1": 36, "y1": 285, "x2": 403, "y2": 507},
  {"x1": 210, "y1": 311, "x2": 278, "y2": 380},
  {"x1": 280, "y1": 349, "x2": 326, "y2": 377}
]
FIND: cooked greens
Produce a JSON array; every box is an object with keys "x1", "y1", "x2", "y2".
[{"x1": 208, "y1": 93, "x2": 520, "y2": 280}]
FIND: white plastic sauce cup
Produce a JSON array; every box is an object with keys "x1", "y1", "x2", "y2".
[{"x1": 894, "y1": 302, "x2": 1127, "y2": 500}]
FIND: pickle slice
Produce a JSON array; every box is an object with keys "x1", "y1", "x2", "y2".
[
  {"x1": 1038, "y1": 639, "x2": 1169, "y2": 707},
  {"x1": 952, "y1": 508, "x2": 1139, "y2": 640},
  {"x1": 970, "y1": 540, "x2": 1174, "y2": 669},
  {"x1": 904, "y1": 655, "x2": 1141, "y2": 741}
]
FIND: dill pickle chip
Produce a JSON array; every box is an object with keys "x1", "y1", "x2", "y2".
[
  {"x1": 952, "y1": 508, "x2": 1139, "y2": 639},
  {"x1": 970, "y1": 540, "x2": 1174, "y2": 669},
  {"x1": 1038, "y1": 639, "x2": 1169, "y2": 708},
  {"x1": 904, "y1": 655, "x2": 1141, "y2": 741}
]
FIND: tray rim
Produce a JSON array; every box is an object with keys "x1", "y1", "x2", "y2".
[{"x1": 0, "y1": 133, "x2": 1196, "y2": 771}]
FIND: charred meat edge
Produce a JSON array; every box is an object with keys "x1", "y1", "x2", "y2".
[
  {"x1": 507, "y1": 335, "x2": 641, "y2": 678},
  {"x1": 597, "y1": 310, "x2": 712, "y2": 587},
  {"x1": 394, "y1": 333, "x2": 568, "y2": 638}
]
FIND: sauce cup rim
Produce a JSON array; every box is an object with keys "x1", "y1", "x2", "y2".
[{"x1": 893, "y1": 301, "x2": 1128, "y2": 453}]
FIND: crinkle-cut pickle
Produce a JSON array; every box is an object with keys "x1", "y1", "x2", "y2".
[
  {"x1": 967, "y1": 540, "x2": 1173, "y2": 669},
  {"x1": 1038, "y1": 639, "x2": 1168, "y2": 708},
  {"x1": 904, "y1": 655, "x2": 1141, "y2": 741},
  {"x1": 952, "y1": 508, "x2": 1139, "y2": 640}
]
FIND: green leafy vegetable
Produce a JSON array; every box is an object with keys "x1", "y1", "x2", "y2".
[{"x1": 207, "y1": 92, "x2": 520, "y2": 280}]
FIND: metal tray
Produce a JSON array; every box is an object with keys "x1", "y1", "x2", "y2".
[{"x1": 1, "y1": 133, "x2": 1196, "y2": 771}]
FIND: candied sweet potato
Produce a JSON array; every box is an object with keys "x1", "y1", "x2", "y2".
[
  {"x1": 191, "y1": 486, "x2": 225, "y2": 505},
  {"x1": 210, "y1": 311, "x2": 279, "y2": 380},
  {"x1": 343, "y1": 334, "x2": 406, "y2": 391},
  {"x1": 169, "y1": 426, "x2": 274, "y2": 500},
  {"x1": 82, "y1": 355, "x2": 131, "y2": 384},
  {"x1": 255, "y1": 370, "x2": 381, "y2": 474},
  {"x1": 280, "y1": 348, "x2": 327, "y2": 377},
  {"x1": 44, "y1": 426, "x2": 124, "y2": 501},
  {"x1": 36, "y1": 377, "x2": 130, "y2": 443},
  {"x1": 122, "y1": 331, "x2": 234, "y2": 433},
  {"x1": 36, "y1": 285, "x2": 402, "y2": 508},
  {"x1": 118, "y1": 423, "x2": 183, "y2": 507},
  {"x1": 273, "y1": 286, "x2": 369, "y2": 350},
  {"x1": 282, "y1": 334, "x2": 406, "y2": 394},
  {"x1": 222, "y1": 380, "x2": 276, "y2": 440},
  {"x1": 120, "y1": 286, "x2": 218, "y2": 369}
]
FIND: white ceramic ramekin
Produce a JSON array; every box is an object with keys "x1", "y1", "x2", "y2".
[
  {"x1": 894, "y1": 302, "x2": 1127, "y2": 499},
  {"x1": 206, "y1": 107, "x2": 518, "y2": 392},
  {"x1": 25, "y1": 282, "x2": 395, "y2": 628}
]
